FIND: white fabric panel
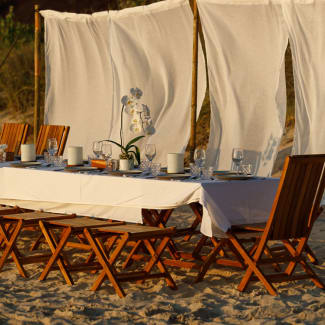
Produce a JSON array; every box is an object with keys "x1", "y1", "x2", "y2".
[
  {"x1": 0, "y1": 167, "x2": 278, "y2": 235},
  {"x1": 40, "y1": 10, "x2": 114, "y2": 157},
  {"x1": 281, "y1": 0, "x2": 325, "y2": 155},
  {"x1": 198, "y1": 0, "x2": 288, "y2": 176},
  {"x1": 108, "y1": 0, "x2": 206, "y2": 165}
]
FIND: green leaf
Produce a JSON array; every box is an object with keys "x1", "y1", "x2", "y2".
[
  {"x1": 104, "y1": 139, "x2": 127, "y2": 155},
  {"x1": 128, "y1": 145, "x2": 141, "y2": 165},
  {"x1": 125, "y1": 135, "x2": 145, "y2": 151}
]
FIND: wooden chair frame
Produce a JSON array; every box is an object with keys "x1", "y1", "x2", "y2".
[
  {"x1": 38, "y1": 219, "x2": 176, "y2": 298},
  {"x1": 0, "y1": 211, "x2": 75, "y2": 278},
  {"x1": 36, "y1": 125, "x2": 70, "y2": 155},
  {"x1": 85, "y1": 225, "x2": 177, "y2": 298},
  {"x1": 196, "y1": 155, "x2": 325, "y2": 295},
  {"x1": 0, "y1": 123, "x2": 29, "y2": 154}
]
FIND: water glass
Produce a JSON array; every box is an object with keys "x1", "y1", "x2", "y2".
[
  {"x1": 93, "y1": 141, "x2": 102, "y2": 158},
  {"x1": 202, "y1": 166, "x2": 214, "y2": 180},
  {"x1": 151, "y1": 163, "x2": 161, "y2": 177},
  {"x1": 139, "y1": 159, "x2": 150, "y2": 172},
  {"x1": 44, "y1": 151, "x2": 50, "y2": 163},
  {"x1": 53, "y1": 155, "x2": 65, "y2": 167},
  {"x1": 101, "y1": 142, "x2": 112, "y2": 160},
  {"x1": 190, "y1": 162, "x2": 200, "y2": 178},
  {"x1": 145, "y1": 144, "x2": 156, "y2": 162},
  {"x1": 242, "y1": 164, "x2": 253, "y2": 175},
  {"x1": 232, "y1": 148, "x2": 244, "y2": 174}
]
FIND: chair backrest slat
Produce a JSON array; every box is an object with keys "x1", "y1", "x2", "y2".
[
  {"x1": 0, "y1": 123, "x2": 29, "y2": 154},
  {"x1": 36, "y1": 125, "x2": 69, "y2": 155},
  {"x1": 268, "y1": 155, "x2": 325, "y2": 240}
]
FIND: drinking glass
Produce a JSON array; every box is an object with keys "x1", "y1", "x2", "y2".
[
  {"x1": 202, "y1": 166, "x2": 214, "y2": 180},
  {"x1": 189, "y1": 162, "x2": 200, "y2": 178},
  {"x1": 194, "y1": 148, "x2": 206, "y2": 168},
  {"x1": 139, "y1": 159, "x2": 150, "y2": 172},
  {"x1": 145, "y1": 144, "x2": 156, "y2": 163},
  {"x1": 93, "y1": 141, "x2": 102, "y2": 159},
  {"x1": 151, "y1": 163, "x2": 161, "y2": 177},
  {"x1": 232, "y1": 148, "x2": 244, "y2": 174},
  {"x1": 101, "y1": 142, "x2": 112, "y2": 160},
  {"x1": 242, "y1": 164, "x2": 253, "y2": 175},
  {"x1": 47, "y1": 138, "x2": 58, "y2": 165}
]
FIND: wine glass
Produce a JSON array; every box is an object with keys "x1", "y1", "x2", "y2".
[
  {"x1": 93, "y1": 141, "x2": 102, "y2": 159},
  {"x1": 145, "y1": 144, "x2": 156, "y2": 163},
  {"x1": 194, "y1": 148, "x2": 206, "y2": 168},
  {"x1": 101, "y1": 142, "x2": 112, "y2": 160},
  {"x1": 194, "y1": 148, "x2": 206, "y2": 179},
  {"x1": 232, "y1": 148, "x2": 244, "y2": 174},
  {"x1": 47, "y1": 138, "x2": 58, "y2": 165}
]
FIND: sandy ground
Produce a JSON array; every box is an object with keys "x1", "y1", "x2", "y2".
[{"x1": 0, "y1": 206, "x2": 324, "y2": 325}]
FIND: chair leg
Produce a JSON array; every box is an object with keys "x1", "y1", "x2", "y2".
[
  {"x1": 0, "y1": 220, "x2": 27, "y2": 278},
  {"x1": 142, "y1": 237, "x2": 177, "y2": 290},
  {"x1": 283, "y1": 239, "x2": 325, "y2": 289},
  {"x1": 304, "y1": 244, "x2": 319, "y2": 265},
  {"x1": 229, "y1": 236, "x2": 278, "y2": 296},
  {"x1": 84, "y1": 229, "x2": 126, "y2": 298},
  {"x1": 39, "y1": 223, "x2": 73, "y2": 285}
]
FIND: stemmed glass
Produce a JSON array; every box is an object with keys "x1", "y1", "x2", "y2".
[
  {"x1": 101, "y1": 142, "x2": 112, "y2": 161},
  {"x1": 47, "y1": 138, "x2": 58, "y2": 165},
  {"x1": 194, "y1": 148, "x2": 206, "y2": 179},
  {"x1": 93, "y1": 141, "x2": 102, "y2": 159},
  {"x1": 145, "y1": 144, "x2": 156, "y2": 164},
  {"x1": 232, "y1": 148, "x2": 244, "y2": 174}
]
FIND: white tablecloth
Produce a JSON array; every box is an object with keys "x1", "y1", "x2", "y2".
[{"x1": 0, "y1": 167, "x2": 279, "y2": 237}]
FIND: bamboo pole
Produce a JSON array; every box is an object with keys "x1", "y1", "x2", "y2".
[
  {"x1": 34, "y1": 4, "x2": 41, "y2": 144},
  {"x1": 189, "y1": 0, "x2": 199, "y2": 162}
]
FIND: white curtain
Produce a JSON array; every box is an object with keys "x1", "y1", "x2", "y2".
[
  {"x1": 41, "y1": 10, "x2": 114, "y2": 158},
  {"x1": 198, "y1": 0, "x2": 288, "y2": 176},
  {"x1": 281, "y1": 0, "x2": 325, "y2": 155},
  {"x1": 108, "y1": 0, "x2": 206, "y2": 165}
]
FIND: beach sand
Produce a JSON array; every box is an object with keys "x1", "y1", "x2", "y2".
[{"x1": 0, "y1": 206, "x2": 324, "y2": 325}]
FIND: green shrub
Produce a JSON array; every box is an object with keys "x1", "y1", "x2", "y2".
[
  {"x1": 0, "y1": 6, "x2": 33, "y2": 46},
  {"x1": 0, "y1": 42, "x2": 45, "y2": 113}
]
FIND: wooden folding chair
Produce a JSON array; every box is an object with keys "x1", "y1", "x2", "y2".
[
  {"x1": 0, "y1": 211, "x2": 75, "y2": 278},
  {"x1": 0, "y1": 123, "x2": 29, "y2": 154},
  {"x1": 84, "y1": 224, "x2": 177, "y2": 298},
  {"x1": 197, "y1": 154, "x2": 325, "y2": 295},
  {"x1": 38, "y1": 217, "x2": 124, "y2": 286},
  {"x1": 36, "y1": 124, "x2": 70, "y2": 155}
]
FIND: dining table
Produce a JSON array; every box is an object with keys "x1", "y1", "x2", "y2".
[{"x1": 0, "y1": 161, "x2": 280, "y2": 237}]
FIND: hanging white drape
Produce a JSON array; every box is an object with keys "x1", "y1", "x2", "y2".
[
  {"x1": 198, "y1": 0, "x2": 288, "y2": 176},
  {"x1": 41, "y1": 10, "x2": 114, "y2": 157},
  {"x1": 281, "y1": 0, "x2": 325, "y2": 156},
  {"x1": 108, "y1": 0, "x2": 206, "y2": 165}
]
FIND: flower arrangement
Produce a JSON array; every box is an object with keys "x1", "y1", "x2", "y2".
[{"x1": 107, "y1": 88, "x2": 155, "y2": 165}]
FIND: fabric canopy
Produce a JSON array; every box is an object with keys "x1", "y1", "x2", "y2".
[
  {"x1": 41, "y1": 10, "x2": 114, "y2": 158},
  {"x1": 281, "y1": 0, "x2": 325, "y2": 156},
  {"x1": 198, "y1": 0, "x2": 288, "y2": 176},
  {"x1": 41, "y1": 0, "x2": 206, "y2": 164},
  {"x1": 107, "y1": 0, "x2": 206, "y2": 165}
]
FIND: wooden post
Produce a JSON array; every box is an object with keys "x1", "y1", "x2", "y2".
[
  {"x1": 189, "y1": 0, "x2": 199, "y2": 162},
  {"x1": 34, "y1": 4, "x2": 41, "y2": 144}
]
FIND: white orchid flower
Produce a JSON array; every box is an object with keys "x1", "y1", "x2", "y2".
[
  {"x1": 130, "y1": 122, "x2": 143, "y2": 133},
  {"x1": 130, "y1": 87, "x2": 143, "y2": 99}
]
